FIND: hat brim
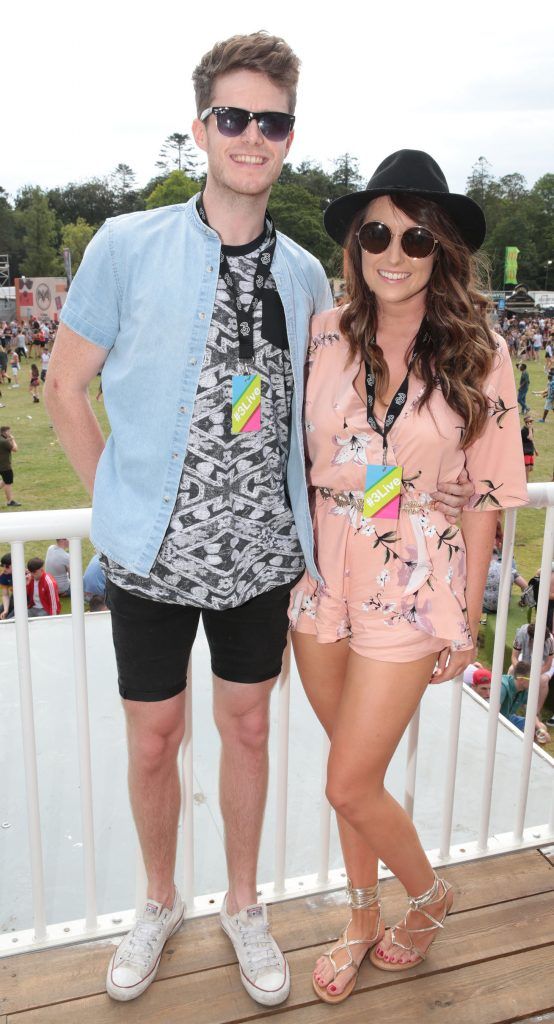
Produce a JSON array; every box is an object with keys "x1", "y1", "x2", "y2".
[{"x1": 324, "y1": 187, "x2": 486, "y2": 252}]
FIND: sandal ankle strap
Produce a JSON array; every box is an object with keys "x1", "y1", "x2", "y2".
[
  {"x1": 408, "y1": 872, "x2": 445, "y2": 912},
  {"x1": 346, "y1": 878, "x2": 380, "y2": 909}
]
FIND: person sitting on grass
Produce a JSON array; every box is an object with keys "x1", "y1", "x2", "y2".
[
  {"x1": 500, "y1": 660, "x2": 550, "y2": 744},
  {"x1": 463, "y1": 662, "x2": 492, "y2": 699},
  {"x1": 510, "y1": 622, "x2": 553, "y2": 716},
  {"x1": 0, "y1": 551, "x2": 14, "y2": 620},
  {"x1": 25, "y1": 557, "x2": 60, "y2": 617}
]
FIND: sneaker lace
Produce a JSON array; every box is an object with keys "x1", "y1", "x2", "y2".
[
  {"x1": 121, "y1": 918, "x2": 165, "y2": 970},
  {"x1": 239, "y1": 922, "x2": 281, "y2": 972}
]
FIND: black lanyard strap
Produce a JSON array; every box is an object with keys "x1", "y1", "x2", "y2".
[
  {"x1": 197, "y1": 192, "x2": 276, "y2": 361},
  {"x1": 364, "y1": 320, "x2": 430, "y2": 465}
]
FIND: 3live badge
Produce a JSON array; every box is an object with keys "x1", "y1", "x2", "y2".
[
  {"x1": 363, "y1": 464, "x2": 403, "y2": 520},
  {"x1": 232, "y1": 374, "x2": 262, "y2": 434}
]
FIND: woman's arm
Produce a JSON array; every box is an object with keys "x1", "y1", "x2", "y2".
[{"x1": 432, "y1": 509, "x2": 498, "y2": 683}]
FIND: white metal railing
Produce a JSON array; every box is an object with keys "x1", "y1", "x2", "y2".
[{"x1": 1, "y1": 486, "x2": 553, "y2": 957}]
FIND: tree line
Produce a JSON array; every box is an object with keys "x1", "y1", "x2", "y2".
[{"x1": 1, "y1": 136, "x2": 552, "y2": 289}]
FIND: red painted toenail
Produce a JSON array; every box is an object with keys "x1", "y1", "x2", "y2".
[{"x1": 329, "y1": 985, "x2": 336, "y2": 993}]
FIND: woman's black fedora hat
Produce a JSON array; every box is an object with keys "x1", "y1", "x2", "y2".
[{"x1": 324, "y1": 149, "x2": 486, "y2": 252}]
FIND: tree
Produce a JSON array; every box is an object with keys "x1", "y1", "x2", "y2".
[
  {"x1": 46, "y1": 179, "x2": 117, "y2": 227},
  {"x1": 0, "y1": 188, "x2": 20, "y2": 280},
  {"x1": 331, "y1": 154, "x2": 364, "y2": 195},
  {"x1": 61, "y1": 218, "x2": 96, "y2": 274},
  {"x1": 111, "y1": 164, "x2": 140, "y2": 215},
  {"x1": 269, "y1": 183, "x2": 340, "y2": 274},
  {"x1": 156, "y1": 133, "x2": 198, "y2": 176},
  {"x1": 16, "y1": 188, "x2": 61, "y2": 275},
  {"x1": 145, "y1": 170, "x2": 198, "y2": 209}
]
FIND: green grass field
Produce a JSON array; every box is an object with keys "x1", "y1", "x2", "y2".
[{"x1": 1, "y1": 350, "x2": 553, "y2": 745}]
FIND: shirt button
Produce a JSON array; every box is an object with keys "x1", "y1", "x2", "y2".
[
  {"x1": 189, "y1": 357, "x2": 197, "y2": 365},
  {"x1": 199, "y1": 312, "x2": 206, "y2": 320},
  {"x1": 207, "y1": 265, "x2": 214, "y2": 273},
  {"x1": 172, "y1": 452, "x2": 179, "y2": 459},
  {"x1": 163, "y1": 495, "x2": 170, "y2": 503},
  {"x1": 180, "y1": 405, "x2": 189, "y2": 414}
]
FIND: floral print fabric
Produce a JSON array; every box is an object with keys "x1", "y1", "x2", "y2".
[{"x1": 289, "y1": 308, "x2": 528, "y2": 661}]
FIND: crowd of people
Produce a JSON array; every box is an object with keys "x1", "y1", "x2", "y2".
[
  {"x1": 0, "y1": 317, "x2": 57, "y2": 411},
  {"x1": 0, "y1": 545, "x2": 106, "y2": 619}
]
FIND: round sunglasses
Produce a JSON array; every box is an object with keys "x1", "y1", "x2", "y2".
[
  {"x1": 357, "y1": 221, "x2": 439, "y2": 259},
  {"x1": 199, "y1": 106, "x2": 295, "y2": 142}
]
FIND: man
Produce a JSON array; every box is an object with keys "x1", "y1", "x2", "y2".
[
  {"x1": 482, "y1": 547, "x2": 527, "y2": 613},
  {"x1": 0, "y1": 551, "x2": 13, "y2": 619},
  {"x1": 25, "y1": 557, "x2": 60, "y2": 617},
  {"x1": 500, "y1": 660, "x2": 550, "y2": 744},
  {"x1": 45, "y1": 31, "x2": 471, "y2": 1007},
  {"x1": 45, "y1": 538, "x2": 71, "y2": 597},
  {"x1": 0, "y1": 426, "x2": 22, "y2": 507}
]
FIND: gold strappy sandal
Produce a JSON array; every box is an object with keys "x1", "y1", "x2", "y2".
[
  {"x1": 370, "y1": 872, "x2": 453, "y2": 972},
  {"x1": 313, "y1": 879, "x2": 383, "y2": 1004}
]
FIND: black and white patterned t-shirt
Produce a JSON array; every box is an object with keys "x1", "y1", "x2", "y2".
[{"x1": 103, "y1": 231, "x2": 304, "y2": 609}]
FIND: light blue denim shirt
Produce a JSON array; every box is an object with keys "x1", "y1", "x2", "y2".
[{"x1": 60, "y1": 196, "x2": 331, "y2": 578}]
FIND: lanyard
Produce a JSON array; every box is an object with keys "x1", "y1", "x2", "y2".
[
  {"x1": 364, "y1": 321, "x2": 429, "y2": 466},
  {"x1": 196, "y1": 192, "x2": 277, "y2": 362}
]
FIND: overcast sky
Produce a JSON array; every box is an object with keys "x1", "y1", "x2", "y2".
[{"x1": 4, "y1": 0, "x2": 553, "y2": 200}]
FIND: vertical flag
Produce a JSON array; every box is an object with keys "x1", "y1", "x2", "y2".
[
  {"x1": 504, "y1": 247, "x2": 519, "y2": 286},
  {"x1": 63, "y1": 248, "x2": 72, "y2": 286}
]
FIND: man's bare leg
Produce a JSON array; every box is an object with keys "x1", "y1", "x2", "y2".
[
  {"x1": 124, "y1": 690, "x2": 186, "y2": 908},
  {"x1": 213, "y1": 675, "x2": 276, "y2": 913}
]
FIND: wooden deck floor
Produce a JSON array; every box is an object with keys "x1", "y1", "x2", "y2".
[{"x1": 2, "y1": 847, "x2": 553, "y2": 1024}]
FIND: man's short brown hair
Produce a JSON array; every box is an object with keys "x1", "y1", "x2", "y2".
[{"x1": 192, "y1": 31, "x2": 301, "y2": 115}]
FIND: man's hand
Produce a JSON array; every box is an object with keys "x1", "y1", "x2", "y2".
[{"x1": 432, "y1": 467, "x2": 474, "y2": 524}]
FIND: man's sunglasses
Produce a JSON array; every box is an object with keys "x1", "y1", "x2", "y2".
[
  {"x1": 199, "y1": 106, "x2": 295, "y2": 142},
  {"x1": 357, "y1": 221, "x2": 439, "y2": 259}
]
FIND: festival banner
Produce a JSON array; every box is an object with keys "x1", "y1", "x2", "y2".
[{"x1": 504, "y1": 247, "x2": 520, "y2": 286}]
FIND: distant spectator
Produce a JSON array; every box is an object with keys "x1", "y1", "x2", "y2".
[
  {"x1": 40, "y1": 349, "x2": 50, "y2": 382},
  {"x1": 9, "y1": 349, "x2": 20, "y2": 387},
  {"x1": 520, "y1": 415, "x2": 537, "y2": 481},
  {"x1": 500, "y1": 660, "x2": 549, "y2": 744},
  {"x1": 536, "y1": 369, "x2": 554, "y2": 423},
  {"x1": 83, "y1": 553, "x2": 106, "y2": 604},
  {"x1": 517, "y1": 363, "x2": 530, "y2": 415},
  {"x1": 482, "y1": 549, "x2": 527, "y2": 612},
  {"x1": 463, "y1": 662, "x2": 492, "y2": 699},
  {"x1": 45, "y1": 539, "x2": 71, "y2": 596},
  {"x1": 510, "y1": 622, "x2": 553, "y2": 716},
  {"x1": 29, "y1": 363, "x2": 40, "y2": 403},
  {"x1": 15, "y1": 329, "x2": 27, "y2": 359},
  {"x1": 25, "y1": 557, "x2": 60, "y2": 617},
  {"x1": 0, "y1": 342, "x2": 9, "y2": 386},
  {"x1": 0, "y1": 426, "x2": 22, "y2": 507},
  {"x1": 0, "y1": 551, "x2": 13, "y2": 620}
]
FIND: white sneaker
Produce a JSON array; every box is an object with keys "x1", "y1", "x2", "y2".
[
  {"x1": 220, "y1": 895, "x2": 290, "y2": 1006},
  {"x1": 106, "y1": 888, "x2": 185, "y2": 1001}
]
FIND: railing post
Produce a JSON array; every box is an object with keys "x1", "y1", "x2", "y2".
[
  {"x1": 273, "y1": 639, "x2": 291, "y2": 897},
  {"x1": 478, "y1": 508, "x2": 517, "y2": 851},
  {"x1": 68, "y1": 537, "x2": 97, "y2": 931},
  {"x1": 404, "y1": 706, "x2": 421, "y2": 819},
  {"x1": 514, "y1": 506, "x2": 554, "y2": 841},
  {"x1": 439, "y1": 675, "x2": 464, "y2": 859},
  {"x1": 11, "y1": 540, "x2": 47, "y2": 941}
]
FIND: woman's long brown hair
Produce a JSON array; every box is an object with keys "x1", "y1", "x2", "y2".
[{"x1": 339, "y1": 193, "x2": 497, "y2": 447}]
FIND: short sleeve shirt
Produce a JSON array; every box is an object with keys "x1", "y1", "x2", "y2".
[
  {"x1": 104, "y1": 230, "x2": 304, "y2": 609},
  {"x1": 513, "y1": 625, "x2": 554, "y2": 664}
]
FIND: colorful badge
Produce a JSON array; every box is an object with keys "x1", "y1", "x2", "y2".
[
  {"x1": 363, "y1": 464, "x2": 403, "y2": 520},
  {"x1": 232, "y1": 374, "x2": 261, "y2": 434}
]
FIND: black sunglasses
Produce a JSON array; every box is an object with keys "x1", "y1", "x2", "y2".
[
  {"x1": 357, "y1": 221, "x2": 439, "y2": 259},
  {"x1": 199, "y1": 105, "x2": 295, "y2": 142}
]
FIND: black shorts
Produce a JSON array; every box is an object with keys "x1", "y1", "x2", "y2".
[
  {"x1": 0, "y1": 469, "x2": 14, "y2": 485},
  {"x1": 106, "y1": 576, "x2": 299, "y2": 702}
]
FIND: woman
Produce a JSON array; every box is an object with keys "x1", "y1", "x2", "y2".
[{"x1": 289, "y1": 150, "x2": 528, "y2": 1003}]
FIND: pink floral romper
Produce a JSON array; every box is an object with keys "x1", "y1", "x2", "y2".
[{"x1": 289, "y1": 308, "x2": 528, "y2": 662}]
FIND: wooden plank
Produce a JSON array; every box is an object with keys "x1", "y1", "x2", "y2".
[
  {"x1": 6, "y1": 892, "x2": 554, "y2": 1024},
  {"x1": 4, "y1": 848, "x2": 552, "y2": 1015},
  {"x1": 517, "y1": 1015, "x2": 554, "y2": 1023},
  {"x1": 539, "y1": 843, "x2": 554, "y2": 866},
  {"x1": 265, "y1": 947, "x2": 554, "y2": 1024}
]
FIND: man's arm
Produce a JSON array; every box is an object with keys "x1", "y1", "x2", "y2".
[{"x1": 44, "y1": 325, "x2": 108, "y2": 497}]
